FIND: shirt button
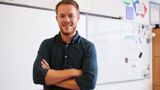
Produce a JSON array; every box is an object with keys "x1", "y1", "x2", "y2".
[{"x1": 65, "y1": 56, "x2": 67, "y2": 58}]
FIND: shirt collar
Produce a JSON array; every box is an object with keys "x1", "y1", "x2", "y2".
[{"x1": 57, "y1": 31, "x2": 79, "y2": 44}]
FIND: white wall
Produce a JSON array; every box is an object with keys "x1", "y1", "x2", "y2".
[
  {"x1": 0, "y1": 4, "x2": 57, "y2": 90},
  {"x1": 0, "y1": 0, "x2": 159, "y2": 90},
  {"x1": 0, "y1": 4, "x2": 86, "y2": 90}
]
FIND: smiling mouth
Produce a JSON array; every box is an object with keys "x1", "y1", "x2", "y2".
[
  {"x1": 66, "y1": 26, "x2": 73, "y2": 31},
  {"x1": 64, "y1": 25, "x2": 71, "y2": 28}
]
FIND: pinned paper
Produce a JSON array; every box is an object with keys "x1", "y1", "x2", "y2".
[{"x1": 126, "y1": 6, "x2": 134, "y2": 20}]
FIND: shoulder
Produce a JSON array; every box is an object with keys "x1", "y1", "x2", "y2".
[
  {"x1": 40, "y1": 34, "x2": 59, "y2": 49},
  {"x1": 79, "y1": 36, "x2": 95, "y2": 49},
  {"x1": 79, "y1": 36, "x2": 97, "y2": 56},
  {"x1": 41, "y1": 34, "x2": 59, "y2": 45},
  {"x1": 38, "y1": 36, "x2": 58, "y2": 52},
  {"x1": 41, "y1": 37, "x2": 54, "y2": 45}
]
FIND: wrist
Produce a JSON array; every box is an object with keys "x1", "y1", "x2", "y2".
[{"x1": 70, "y1": 69, "x2": 81, "y2": 77}]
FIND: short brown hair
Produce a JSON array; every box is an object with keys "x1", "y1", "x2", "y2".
[{"x1": 55, "y1": 0, "x2": 79, "y2": 14}]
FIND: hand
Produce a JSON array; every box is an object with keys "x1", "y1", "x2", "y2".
[
  {"x1": 74, "y1": 89, "x2": 80, "y2": 90},
  {"x1": 41, "y1": 59, "x2": 82, "y2": 76},
  {"x1": 72, "y1": 69, "x2": 82, "y2": 77},
  {"x1": 73, "y1": 88, "x2": 80, "y2": 90},
  {"x1": 41, "y1": 59, "x2": 50, "y2": 69}
]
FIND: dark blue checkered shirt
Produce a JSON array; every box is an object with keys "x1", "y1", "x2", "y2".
[{"x1": 33, "y1": 32, "x2": 98, "y2": 90}]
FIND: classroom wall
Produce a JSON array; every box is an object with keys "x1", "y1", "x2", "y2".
[{"x1": 0, "y1": 0, "x2": 159, "y2": 90}]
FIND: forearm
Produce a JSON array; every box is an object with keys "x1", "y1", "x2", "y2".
[
  {"x1": 54, "y1": 78, "x2": 80, "y2": 90},
  {"x1": 45, "y1": 69, "x2": 81, "y2": 85}
]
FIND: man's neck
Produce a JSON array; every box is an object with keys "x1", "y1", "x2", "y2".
[{"x1": 60, "y1": 32, "x2": 76, "y2": 44}]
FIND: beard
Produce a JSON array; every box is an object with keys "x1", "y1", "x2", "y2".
[{"x1": 60, "y1": 26, "x2": 76, "y2": 36}]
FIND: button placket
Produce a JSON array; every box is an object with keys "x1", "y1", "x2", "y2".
[{"x1": 64, "y1": 44, "x2": 68, "y2": 60}]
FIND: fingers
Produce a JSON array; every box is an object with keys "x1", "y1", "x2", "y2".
[
  {"x1": 41, "y1": 63, "x2": 47, "y2": 69},
  {"x1": 42, "y1": 59, "x2": 50, "y2": 67},
  {"x1": 77, "y1": 70, "x2": 82, "y2": 76},
  {"x1": 41, "y1": 59, "x2": 50, "y2": 69}
]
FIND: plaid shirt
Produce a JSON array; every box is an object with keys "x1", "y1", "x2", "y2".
[{"x1": 33, "y1": 32, "x2": 98, "y2": 90}]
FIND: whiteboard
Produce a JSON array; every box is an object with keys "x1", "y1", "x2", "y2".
[
  {"x1": 87, "y1": 15, "x2": 151, "y2": 84},
  {"x1": 0, "y1": 4, "x2": 86, "y2": 90}
]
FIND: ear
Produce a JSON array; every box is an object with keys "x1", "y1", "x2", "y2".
[
  {"x1": 77, "y1": 13, "x2": 80, "y2": 20},
  {"x1": 56, "y1": 15, "x2": 58, "y2": 22}
]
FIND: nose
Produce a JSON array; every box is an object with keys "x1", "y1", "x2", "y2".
[{"x1": 64, "y1": 16, "x2": 70, "y2": 22}]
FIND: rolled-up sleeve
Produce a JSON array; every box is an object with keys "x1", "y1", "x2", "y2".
[
  {"x1": 33, "y1": 39, "x2": 50, "y2": 85},
  {"x1": 75, "y1": 44, "x2": 98, "y2": 89}
]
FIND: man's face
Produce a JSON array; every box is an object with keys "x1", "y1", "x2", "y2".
[{"x1": 56, "y1": 4, "x2": 80, "y2": 36}]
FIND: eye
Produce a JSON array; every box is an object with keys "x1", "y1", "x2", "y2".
[
  {"x1": 59, "y1": 14, "x2": 65, "y2": 18},
  {"x1": 69, "y1": 14, "x2": 75, "y2": 18}
]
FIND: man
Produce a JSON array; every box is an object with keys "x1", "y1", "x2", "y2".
[{"x1": 33, "y1": 0, "x2": 98, "y2": 90}]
